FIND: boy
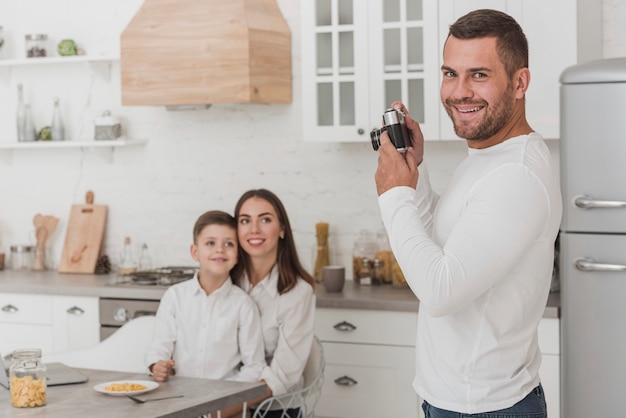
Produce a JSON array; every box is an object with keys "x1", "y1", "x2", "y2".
[{"x1": 145, "y1": 210, "x2": 265, "y2": 383}]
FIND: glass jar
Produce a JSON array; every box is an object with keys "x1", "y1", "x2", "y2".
[
  {"x1": 356, "y1": 257, "x2": 372, "y2": 286},
  {"x1": 25, "y1": 34, "x2": 48, "y2": 58},
  {"x1": 391, "y1": 256, "x2": 408, "y2": 288},
  {"x1": 372, "y1": 258, "x2": 384, "y2": 286},
  {"x1": 10, "y1": 245, "x2": 34, "y2": 270},
  {"x1": 352, "y1": 230, "x2": 378, "y2": 280},
  {"x1": 9, "y1": 348, "x2": 47, "y2": 408},
  {"x1": 375, "y1": 229, "x2": 393, "y2": 284}
]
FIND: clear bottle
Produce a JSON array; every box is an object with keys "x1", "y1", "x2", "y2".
[
  {"x1": 356, "y1": 258, "x2": 372, "y2": 286},
  {"x1": 352, "y1": 230, "x2": 378, "y2": 280},
  {"x1": 119, "y1": 236, "x2": 137, "y2": 275},
  {"x1": 23, "y1": 104, "x2": 37, "y2": 141},
  {"x1": 138, "y1": 243, "x2": 152, "y2": 271},
  {"x1": 16, "y1": 84, "x2": 26, "y2": 141},
  {"x1": 10, "y1": 348, "x2": 47, "y2": 408},
  {"x1": 50, "y1": 97, "x2": 65, "y2": 141}
]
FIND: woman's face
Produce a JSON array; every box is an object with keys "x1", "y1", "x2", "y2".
[{"x1": 237, "y1": 197, "x2": 285, "y2": 260}]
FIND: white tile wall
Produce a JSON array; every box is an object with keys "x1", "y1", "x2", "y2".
[{"x1": 0, "y1": 1, "x2": 623, "y2": 275}]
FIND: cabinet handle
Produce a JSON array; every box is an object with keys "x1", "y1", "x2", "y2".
[
  {"x1": 1, "y1": 304, "x2": 18, "y2": 314},
  {"x1": 334, "y1": 375, "x2": 358, "y2": 386},
  {"x1": 574, "y1": 195, "x2": 626, "y2": 209},
  {"x1": 333, "y1": 321, "x2": 357, "y2": 332},
  {"x1": 66, "y1": 306, "x2": 85, "y2": 315},
  {"x1": 575, "y1": 257, "x2": 626, "y2": 272}
]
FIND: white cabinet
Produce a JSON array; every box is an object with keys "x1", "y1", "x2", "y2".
[
  {"x1": 301, "y1": 0, "x2": 439, "y2": 143},
  {"x1": 315, "y1": 308, "x2": 423, "y2": 418},
  {"x1": 302, "y1": 0, "x2": 602, "y2": 142},
  {"x1": 0, "y1": 293, "x2": 99, "y2": 356},
  {"x1": 538, "y1": 317, "x2": 560, "y2": 418}
]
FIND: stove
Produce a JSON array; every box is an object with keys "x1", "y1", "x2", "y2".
[
  {"x1": 110, "y1": 266, "x2": 198, "y2": 288},
  {"x1": 100, "y1": 266, "x2": 197, "y2": 340}
]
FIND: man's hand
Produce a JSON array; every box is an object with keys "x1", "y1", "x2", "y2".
[
  {"x1": 375, "y1": 102, "x2": 422, "y2": 196},
  {"x1": 151, "y1": 359, "x2": 176, "y2": 382}
]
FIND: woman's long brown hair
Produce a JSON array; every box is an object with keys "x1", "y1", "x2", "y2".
[{"x1": 231, "y1": 189, "x2": 315, "y2": 294}]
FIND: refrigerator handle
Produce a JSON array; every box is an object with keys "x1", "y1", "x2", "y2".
[
  {"x1": 573, "y1": 195, "x2": 626, "y2": 209},
  {"x1": 575, "y1": 257, "x2": 626, "y2": 272}
]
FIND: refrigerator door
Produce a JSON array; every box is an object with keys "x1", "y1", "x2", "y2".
[
  {"x1": 560, "y1": 60, "x2": 626, "y2": 233},
  {"x1": 560, "y1": 232, "x2": 626, "y2": 418}
]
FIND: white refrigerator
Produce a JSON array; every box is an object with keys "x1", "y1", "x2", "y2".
[{"x1": 559, "y1": 57, "x2": 626, "y2": 417}]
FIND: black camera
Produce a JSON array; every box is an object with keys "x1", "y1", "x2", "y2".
[{"x1": 370, "y1": 108, "x2": 410, "y2": 152}]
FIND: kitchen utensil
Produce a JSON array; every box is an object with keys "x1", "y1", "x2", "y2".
[
  {"x1": 58, "y1": 190, "x2": 107, "y2": 274},
  {"x1": 32, "y1": 227, "x2": 48, "y2": 270},
  {"x1": 126, "y1": 394, "x2": 184, "y2": 403}
]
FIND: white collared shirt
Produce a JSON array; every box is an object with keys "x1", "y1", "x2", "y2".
[
  {"x1": 144, "y1": 273, "x2": 265, "y2": 382},
  {"x1": 238, "y1": 266, "x2": 316, "y2": 395}
]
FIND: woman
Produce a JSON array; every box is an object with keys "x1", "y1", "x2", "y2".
[{"x1": 231, "y1": 188, "x2": 316, "y2": 418}]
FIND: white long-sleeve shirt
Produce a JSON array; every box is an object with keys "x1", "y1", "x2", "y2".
[
  {"x1": 378, "y1": 133, "x2": 562, "y2": 414},
  {"x1": 238, "y1": 266, "x2": 316, "y2": 396},
  {"x1": 144, "y1": 274, "x2": 265, "y2": 382}
]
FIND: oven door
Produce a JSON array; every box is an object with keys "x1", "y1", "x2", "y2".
[{"x1": 99, "y1": 298, "x2": 160, "y2": 341}]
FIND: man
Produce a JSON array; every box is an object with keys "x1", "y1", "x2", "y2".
[{"x1": 375, "y1": 9, "x2": 562, "y2": 418}]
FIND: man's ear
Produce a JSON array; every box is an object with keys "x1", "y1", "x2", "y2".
[{"x1": 515, "y1": 67, "x2": 531, "y2": 98}]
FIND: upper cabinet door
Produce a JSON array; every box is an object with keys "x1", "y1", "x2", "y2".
[
  {"x1": 301, "y1": 0, "x2": 370, "y2": 142},
  {"x1": 368, "y1": 0, "x2": 440, "y2": 140}
]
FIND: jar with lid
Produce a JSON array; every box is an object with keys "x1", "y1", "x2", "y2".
[
  {"x1": 352, "y1": 230, "x2": 378, "y2": 280},
  {"x1": 371, "y1": 259, "x2": 385, "y2": 286},
  {"x1": 356, "y1": 258, "x2": 372, "y2": 286},
  {"x1": 9, "y1": 348, "x2": 47, "y2": 408},
  {"x1": 94, "y1": 110, "x2": 122, "y2": 140},
  {"x1": 25, "y1": 34, "x2": 48, "y2": 58},
  {"x1": 374, "y1": 229, "x2": 394, "y2": 284},
  {"x1": 10, "y1": 245, "x2": 34, "y2": 270}
]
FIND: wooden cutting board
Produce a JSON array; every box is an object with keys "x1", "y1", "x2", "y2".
[{"x1": 58, "y1": 191, "x2": 107, "y2": 274}]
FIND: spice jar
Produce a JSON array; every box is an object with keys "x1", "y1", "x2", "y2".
[
  {"x1": 10, "y1": 245, "x2": 34, "y2": 270},
  {"x1": 25, "y1": 34, "x2": 47, "y2": 57},
  {"x1": 372, "y1": 259, "x2": 384, "y2": 286},
  {"x1": 356, "y1": 258, "x2": 372, "y2": 286},
  {"x1": 94, "y1": 110, "x2": 122, "y2": 140},
  {"x1": 352, "y1": 230, "x2": 378, "y2": 280},
  {"x1": 10, "y1": 348, "x2": 47, "y2": 408}
]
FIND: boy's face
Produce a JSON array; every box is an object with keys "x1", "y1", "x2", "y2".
[{"x1": 190, "y1": 224, "x2": 238, "y2": 278}]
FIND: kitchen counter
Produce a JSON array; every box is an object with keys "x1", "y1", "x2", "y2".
[
  {"x1": 315, "y1": 280, "x2": 561, "y2": 318},
  {"x1": 0, "y1": 270, "x2": 560, "y2": 318}
]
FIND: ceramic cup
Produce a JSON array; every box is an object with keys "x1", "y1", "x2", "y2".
[{"x1": 322, "y1": 265, "x2": 345, "y2": 293}]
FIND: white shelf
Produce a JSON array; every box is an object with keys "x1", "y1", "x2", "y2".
[
  {"x1": 0, "y1": 138, "x2": 147, "y2": 164},
  {"x1": 0, "y1": 55, "x2": 119, "y2": 67},
  {"x1": 0, "y1": 138, "x2": 145, "y2": 149}
]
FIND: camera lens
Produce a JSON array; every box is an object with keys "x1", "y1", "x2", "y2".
[{"x1": 370, "y1": 128, "x2": 382, "y2": 151}]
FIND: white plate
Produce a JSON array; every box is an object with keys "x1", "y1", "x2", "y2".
[{"x1": 93, "y1": 380, "x2": 159, "y2": 396}]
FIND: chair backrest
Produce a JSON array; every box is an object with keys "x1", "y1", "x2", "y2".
[
  {"x1": 251, "y1": 336, "x2": 325, "y2": 418},
  {"x1": 42, "y1": 315, "x2": 156, "y2": 373}
]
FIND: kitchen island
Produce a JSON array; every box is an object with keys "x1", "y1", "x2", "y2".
[{"x1": 0, "y1": 368, "x2": 266, "y2": 418}]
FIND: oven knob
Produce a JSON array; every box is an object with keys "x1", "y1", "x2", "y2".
[{"x1": 113, "y1": 307, "x2": 128, "y2": 322}]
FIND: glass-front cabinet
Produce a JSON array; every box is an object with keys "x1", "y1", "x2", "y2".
[{"x1": 301, "y1": 0, "x2": 440, "y2": 143}]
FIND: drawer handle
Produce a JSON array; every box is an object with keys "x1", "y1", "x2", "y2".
[
  {"x1": 334, "y1": 375, "x2": 358, "y2": 386},
  {"x1": 66, "y1": 306, "x2": 85, "y2": 315},
  {"x1": 333, "y1": 321, "x2": 357, "y2": 332},
  {"x1": 1, "y1": 304, "x2": 18, "y2": 314}
]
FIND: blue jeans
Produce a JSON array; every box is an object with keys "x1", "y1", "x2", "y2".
[{"x1": 422, "y1": 385, "x2": 547, "y2": 418}]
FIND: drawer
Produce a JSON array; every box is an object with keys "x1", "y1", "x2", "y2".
[
  {"x1": 538, "y1": 317, "x2": 560, "y2": 355},
  {"x1": 315, "y1": 308, "x2": 417, "y2": 346},
  {"x1": 0, "y1": 294, "x2": 53, "y2": 325},
  {"x1": 316, "y1": 342, "x2": 418, "y2": 418}
]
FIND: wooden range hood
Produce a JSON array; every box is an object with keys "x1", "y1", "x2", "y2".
[{"x1": 120, "y1": 0, "x2": 292, "y2": 106}]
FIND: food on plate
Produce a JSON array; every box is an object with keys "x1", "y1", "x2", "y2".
[
  {"x1": 10, "y1": 376, "x2": 47, "y2": 408},
  {"x1": 104, "y1": 382, "x2": 148, "y2": 392}
]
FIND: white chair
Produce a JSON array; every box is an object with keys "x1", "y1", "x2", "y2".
[
  {"x1": 42, "y1": 315, "x2": 156, "y2": 373},
  {"x1": 251, "y1": 336, "x2": 325, "y2": 418}
]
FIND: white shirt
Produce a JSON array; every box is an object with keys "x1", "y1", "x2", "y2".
[
  {"x1": 238, "y1": 266, "x2": 316, "y2": 396},
  {"x1": 378, "y1": 133, "x2": 562, "y2": 413},
  {"x1": 144, "y1": 273, "x2": 265, "y2": 382}
]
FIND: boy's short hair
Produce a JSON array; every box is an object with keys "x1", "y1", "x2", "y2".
[{"x1": 193, "y1": 210, "x2": 236, "y2": 243}]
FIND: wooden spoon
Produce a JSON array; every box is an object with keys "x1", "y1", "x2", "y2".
[
  {"x1": 33, "y1": 227, "x2": 48, "y2": 270},
  {"x1": 43, "y1": 215, "x2": 59, "y2": 237},
  {"x1": 33, "y1": 213, "x2": 44, "y2": 230}
]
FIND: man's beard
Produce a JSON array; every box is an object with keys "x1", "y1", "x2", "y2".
[{"x1": 443, "y1": 83, "x2": 516, "y2": 141}]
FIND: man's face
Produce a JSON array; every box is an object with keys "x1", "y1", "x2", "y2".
[{"x1": 440, "y1": 36, "x2": 519, "y2": 142}]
